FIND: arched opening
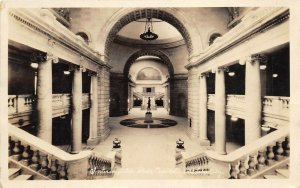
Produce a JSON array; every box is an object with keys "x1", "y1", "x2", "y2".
[
  {"x1": 76, "y1": 32, "x2": 90, "y2": 44},
  {"x1": 103, "y1": 8, "x2": 197, "y2": 59},
  {"x1": 209, "y1": 33, "x2": 222, "y2": 46}
]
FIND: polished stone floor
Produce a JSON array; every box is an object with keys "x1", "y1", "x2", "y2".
[{"x1": 92, "y1": 108, "x2": 241, "y2": 179}]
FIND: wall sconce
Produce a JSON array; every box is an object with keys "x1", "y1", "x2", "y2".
[
  {"x1": 260, "y1": 64, "x2": 267, "y2": 70},
  {"x1": 30, "y1": 62, "x2": 39, "y2": 69},
  {"x1": 63, "y1": 70, "x2": 70, "y2": 75},
  {"x1": 272, "y1": 73, "x2": 278, "y2": 78},
  {"x1": 228, "y1": 71, "x2": 235, "y2": 77},
  {"x1": 231, "y1": 116, "x2": 238, "y2": 122},
  {"x1": 261, "y1": 124, "x2": 271, "y2": 132}
]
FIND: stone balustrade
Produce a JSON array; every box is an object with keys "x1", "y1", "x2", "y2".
[
  {"x1": 205, "y1": 127, "x2": 289, "y2": 179},
  {"x1": 262, "y1": 96, "x2": 289, "y2": 119},
  {"x1": 9, "y1": 124, "x2": 92, "y2": 179},
  {"x1": 8, "y1": 93, "x2": 91, "y2": 126},
  {"x1": 185, "y1": 153, "x2": 210, "y2": 175},
  {"x1": 88, "y1": 153, "x2": 113, "y2": 177},
  {"x1": 207, "y1": 94, "x2": 289, "y2": 122}
]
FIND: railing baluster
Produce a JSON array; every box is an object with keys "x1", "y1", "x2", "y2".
[
  {"x1": 283, "y1": 137, "x2": 290, "y2": 157},
  {"x1": 30, "y1": 150, "x2": 41, "y2": 171},
  {"x1": 237, "y1": 158, "x2": 247, "y2": 179},
  {"x1": 266, "y1": 145, "x2": 275, "y2": 166},
  {"x1": 229, "y1": 163, "x2": 238, "y2": 179},
  {"x1": 247, "y1": 154, "x2": 257, "y2": 176},
  {"x1": 256, "y1": 150, "x2": 266, "y2": 171},
  {"x1": 275, "y1": 140, "x2": 284, "y2": 161},
  {"x1": 58, "y1": 163, "x2": 68, "y2": 180},
  {"x1": 39, "y1": 154, "x2": 50, "y2": 176},
  {"x1": 12, "y1": 140, "x2": 22, "y2": 161}
]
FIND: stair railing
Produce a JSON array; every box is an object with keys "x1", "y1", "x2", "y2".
[
  {"x1": 205, "y1": 126, "x2": 289, "y2": 179},
  {"x1": 8, "y1": 124, "x2": 116, "y2": 180}
]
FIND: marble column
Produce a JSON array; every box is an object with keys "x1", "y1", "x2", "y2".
[
  {"x1": 215, "y1": 67, "x2": 227, "y2": 155},
  {"x1": 245, "y1": 54, "x2": 263, "y2": 144},
  {"x1": 87, "y1": 73, "x2": 99, "y2": 146},
  {"x1": 199, "y1": 73, "x2": 210, "y2": 146},
  {"x1": 71, "y1": 66, "x2": 83, "y2": 154},
  {"x1": 36, "y1": 53, "x2": 58, "y2": 143}
]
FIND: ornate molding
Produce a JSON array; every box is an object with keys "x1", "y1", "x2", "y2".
[
  {"x1": 186, "y1": 8, "x2": 289, "y2": 69},
  {"x1": 9, "y1": 9, "x2": 109, "y2": 69}
]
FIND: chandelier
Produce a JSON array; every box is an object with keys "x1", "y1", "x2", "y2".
[{"x1": 140, "y1": 18, "x2": 158, "y2": 41}]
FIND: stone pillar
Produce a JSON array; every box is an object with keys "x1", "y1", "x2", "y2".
[
  {"x1": 187, "y1": 67, "x2": 199, "y2": 139},
  {"x1": 245, "y1": 54, "x2": 264, "y2": 144},
  {"x1": 199, "y1": 73, "x2": 210, "y2": 146},
  {"x1": 131, "y1": 86, "x2": 134, "y2": 109},
  {"x1": 71, "y1": 66, "x2": 83, "y2": 154},
  {"x1": 164, "y1": 85, "x2": 168, "y2": 110},
  {"x1": 215, "y1": 67, "x2": 227, "y2": 155},
  {"x1": 87, "y1": 73, "x2": 100, "y2": 146},
  {"x1": 97, "y1": 66, "x2": 111, "y2": 141},
  {"x1": 36, "y1": 53, "x2": 58, "y2": 143}
]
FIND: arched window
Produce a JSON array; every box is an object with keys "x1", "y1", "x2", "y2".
[
  {"x1": 209, "y1": 33, "x2": 222, "y2": 46},
  {"x1": 76, "y1": 32, "x2": 90, "y2": 44}
]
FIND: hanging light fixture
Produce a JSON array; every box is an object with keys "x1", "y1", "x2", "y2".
[{"x1": 140, "y1": 18, "x2": 158, "y2": 41}]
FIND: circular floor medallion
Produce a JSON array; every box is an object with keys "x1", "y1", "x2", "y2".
[{"x1": 120, "y1": 118, "x2": 177, "y2": 128}]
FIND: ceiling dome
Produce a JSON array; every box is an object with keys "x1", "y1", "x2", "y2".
[{"x1": 117, "y1": 18, "x2": 183, "y2": 44}]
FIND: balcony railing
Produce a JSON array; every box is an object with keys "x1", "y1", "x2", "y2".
[
  {"x1": 207, "y1": 94, "x2": 289, "y2": 123},
  {"x1": 8, "y1": 93, "x2": 91, "y2": 126}
]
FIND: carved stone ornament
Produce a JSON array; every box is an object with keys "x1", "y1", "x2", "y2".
[
  {"x1": 250, "y1": 54, "x2": 268, "y2": 64},
  {"x1": 30, "y1": 52, "x2": 47, "y2": 63}
]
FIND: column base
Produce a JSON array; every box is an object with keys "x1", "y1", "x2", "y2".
[
  {"x1": 87, "y1": 137, "x2": 101, "y2": 146},
  {"x1": 199, "y1": 138, "x2": 211, "y2": 146}
]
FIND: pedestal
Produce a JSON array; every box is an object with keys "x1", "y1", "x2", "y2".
[{"x1": 144, "y1": 112, "x2": 153, "y2": 123}]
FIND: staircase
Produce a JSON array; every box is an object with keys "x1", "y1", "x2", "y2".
[
  {"x1": 263, "y1": 163, "x2": 289, "y2": 179},
  {"x1": 182, "y1": 127, "x2": 290, "y2": 179},
  {"x1": 9, "y1": 168, "x2": 33, "y2": 180},
  {"x1": 8, "y1": 124, "x2": 119, "y2": 180}
]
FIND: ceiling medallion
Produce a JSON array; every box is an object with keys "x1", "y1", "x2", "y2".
[{"x1": 140, "y1": 18, "x2": 158, "y2": 41}]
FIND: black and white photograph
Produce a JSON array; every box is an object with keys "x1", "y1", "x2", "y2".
[{"x1": 0, "y1": 1, "x2": 300, "y2": 188}]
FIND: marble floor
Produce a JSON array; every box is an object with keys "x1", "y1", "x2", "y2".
[{"x1": 91, "y1": 108, "x2": 241, "y2": 179}]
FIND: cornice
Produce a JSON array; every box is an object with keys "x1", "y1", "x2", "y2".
[
  {"x1": 186, "y1": 7, "x2": 289, "y2": 70},
  {"x1": 9, "y1": 9, "x2": 111, "y2": 70}
]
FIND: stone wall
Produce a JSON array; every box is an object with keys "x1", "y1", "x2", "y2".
[
  {"x1": 97, "y1": 67, "x2": 111, "y2": 141},
  {"x1": 170, "y1": 74, "x2": 188, "y2": 117},
  {"x1": 186, "y1": 68, "x2": 200, "y2": 139},
  {"x1": 109, "y1": 73, "x2": 128, "y2": 116}
]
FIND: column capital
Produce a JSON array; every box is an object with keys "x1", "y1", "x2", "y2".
[
  {"x1": 240, "y1": 54, "x2": 267, "y2": 65},
  {"x1": 30, "y1": 51, "x2": 58, "y2": 64},
  {"x1": 87, "y1": 70, "x2": 97, "y2": 77},
  {"x1": 199, "y1": 72, "x2": 210, "y2": 78},
  {"x1": 79, "y1": 56, "x2": 87, "y2": 72},
  {"x1": 217, "y1": 66, "x2": 229, "y2": 73}
]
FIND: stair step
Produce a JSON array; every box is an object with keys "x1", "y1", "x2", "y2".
[
  {"x1": 263, "y1": 174, "x2": 285, "y2": 179},
  {"x1": 276, "y1": 169, "x2": 289, "y2": 178},
  {"x1": 13, "y1": 175, "x2": 33, "y2": 180},
  {"x1": 9, "y1": 168, "x2": 21, "y2": 180}
]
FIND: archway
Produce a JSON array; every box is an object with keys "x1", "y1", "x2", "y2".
[
  {"x1": 124, "y1": 49, "x2": 174, "y2": 78},
  {"x1": 98, "y1": 8, "x2": 203, "y2": 61}
]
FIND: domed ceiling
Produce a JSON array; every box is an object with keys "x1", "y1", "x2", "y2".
[{"x1": 117, "y1": 18, "x2": 183, "y2": 43}]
